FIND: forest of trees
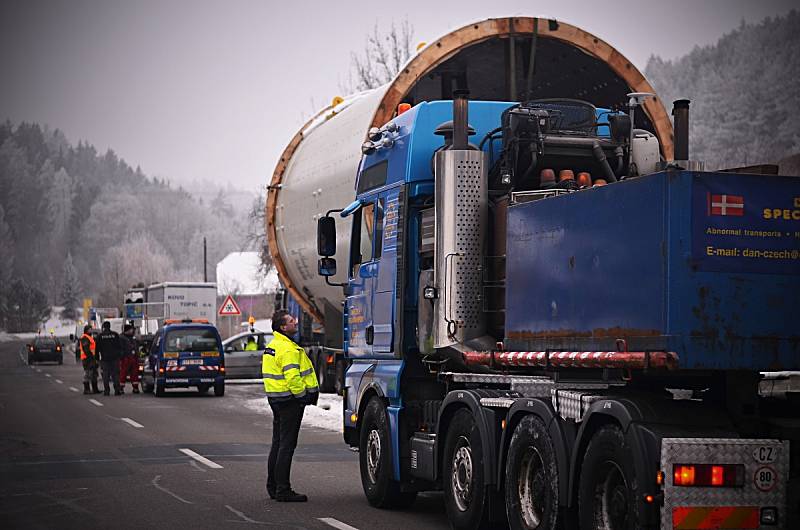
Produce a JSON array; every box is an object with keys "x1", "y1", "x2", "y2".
[
  {"x1": 645, "y1": 10, "x2": 799, "y2": 170},
  {"x1": 0, "y1": 122, "x2": 253, "y2": 331}
]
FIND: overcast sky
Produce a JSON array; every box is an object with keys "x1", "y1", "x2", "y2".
[{"x1": 0, "y1": 0, "x2": 794, "y2": 192}]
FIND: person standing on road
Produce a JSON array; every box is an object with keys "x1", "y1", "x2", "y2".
[
  {"x1": 79, "y1": 325, "x2": 100, "y2": 395},
  {"x1": 96, "y1": 321, "x2": 122, "y2": 396},
  {"x1": 119, "y1": 324, "x2": 140, "y2": 394},
  {"x1": 262, "y1": 309, "x2": 319, "y2": 502}
]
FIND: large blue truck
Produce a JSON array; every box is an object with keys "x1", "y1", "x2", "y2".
[{"x1": 267, "y1": 18, "x2": 799, "y2": 530}]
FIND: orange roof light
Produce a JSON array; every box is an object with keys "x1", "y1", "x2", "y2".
[
  {"x1": 397, "y1": 103, "x2": 412, "y2": 115},
  {"x1": 164, "y1": 318, "x2": 209, "y2": 325}
]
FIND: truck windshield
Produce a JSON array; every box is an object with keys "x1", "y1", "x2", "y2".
[{"x1": 164, "y1": 329, "x2": 218, "y2": 352}]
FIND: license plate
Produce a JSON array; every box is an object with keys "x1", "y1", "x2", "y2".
[{"x1": 183, "y1": 359, "x2": 202, "y2": 365}]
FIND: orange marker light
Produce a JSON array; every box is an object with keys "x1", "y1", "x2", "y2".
[
  {"x1": 711, "y1": 465, "x2": 724, "y2": 486},
  {"x1": 644, "y1": 494, "x2": 654, "y2": 503},
  {"x1": 656, "y1": 471, "x2": 664, "y2": 486},
  {"x1": 674, "y1": 465, "x2": 695, "y2": 486},
  {"x1": 397, "y1": 103, "x2": 412, "y2": 115}
]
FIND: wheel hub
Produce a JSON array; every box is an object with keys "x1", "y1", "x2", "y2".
[
  {"x1": 366, "y1": 429, "x2": 381, "y2": 484},
  {"x1": 451, "y1": 437, "x2": 473, "y2": 512},
  {"x1": 519, "y1": 447, "x2": 545, "y2": 528}
]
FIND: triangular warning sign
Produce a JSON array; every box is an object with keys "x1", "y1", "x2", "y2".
[{"x1": 218, "y1": 294, "x2": 241, "y2": 316}]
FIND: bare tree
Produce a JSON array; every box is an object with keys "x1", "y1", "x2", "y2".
[
  {"x1": 246, "y1": 191, "x2": 273, "y2": 277},
  {"x1": 342, "y1": 19, "x2": 414, "y2": 93}
]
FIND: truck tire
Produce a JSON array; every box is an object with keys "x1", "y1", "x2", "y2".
[
  {"x1": 359, "y1": 397, "x2": 416, "y2": 508},
  {"x1": 506, "y1": 415, "x2": 559, "y2": 530},
  {"x1": 578, "y1": 425, "x2": 639, "y2": 530},
  {"x1": 443, "y1": 408, "x2": 491, "y2": 530},
  {"x1": 214, "y1": 382, "x2": 225, "y2": 397},
  {"x1": 316, "y1": 355, "x2": 335, "y2": 394}
]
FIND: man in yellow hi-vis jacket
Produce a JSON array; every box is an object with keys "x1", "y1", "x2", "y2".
[{"x1": 262, "y1": 309, "x2": 319, "y2": 502}]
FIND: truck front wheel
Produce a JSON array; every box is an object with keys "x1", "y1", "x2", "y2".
[
  {"x1": 505, "y1": 415, "x2": 559, "y2": 530},
  {"x1": 578, "y1": 425, "x2": 639, "y2": 530},
  {"x1": 359, "y1": 397, "x2": 416, "y2": 508},
  {"x1": 443, "y1": 408, "x2": 491, "y2": 529}
]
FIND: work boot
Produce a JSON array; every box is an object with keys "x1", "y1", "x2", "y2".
[
  {"x1": 275, "y1": 490, "x2": 307, "y2": 502},
  {"x1": 83, "y1": 383, "x2": 91, "y2": 395},
  {"x1": 103, "y1": 388, "x2": 110, "y2": 396},
  {"x1": 119, "y1": 387, "x2": 125, "y2": 394},
  {"x1": 114, "y1": 388, "x2": 122, "y2": 396},
  {"x1": 92, "y1": 381, "x2": 101, "y2": 394},
  {"x1": 132, "y1": 385, "x2": 140, "y2": 394}
]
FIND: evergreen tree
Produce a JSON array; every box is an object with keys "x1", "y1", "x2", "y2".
[{"x1": 60, "y1": 252, "x2": 81, "y2": 320}]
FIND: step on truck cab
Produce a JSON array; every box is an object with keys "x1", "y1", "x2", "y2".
[{"x1": 144, "y1": 319, "x2": 225, "y2": 397}]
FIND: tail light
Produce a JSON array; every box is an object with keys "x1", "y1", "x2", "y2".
[
  {"x1": 326, "y1": 353, "x2": 334, "y2": 365},
  {"x1": 673, "y1": 464, "x2": 744, "y2": 487},
  {"x1": 56, "y1": 345, "x2": 62, "y2": 352},
  {"x1": 28, "y1": 346, "x2": 34, "y2": 352}
]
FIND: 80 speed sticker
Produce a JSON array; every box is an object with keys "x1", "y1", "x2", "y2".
[{"x1": 754, "y1": 465, "x2": 777, "y2": 492}]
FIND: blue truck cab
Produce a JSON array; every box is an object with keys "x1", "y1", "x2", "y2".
[{"x1": 144, "y1": 319, "x2": 225, "y2": 397}]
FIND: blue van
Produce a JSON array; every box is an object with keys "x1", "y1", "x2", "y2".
[{"x1": 142, "y1": 320, "x2": 225, "y2": 397}]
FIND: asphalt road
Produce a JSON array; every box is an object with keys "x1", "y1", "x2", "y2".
[{"x1": 0, "y1": 340, "x2": 450, "y2": 530}]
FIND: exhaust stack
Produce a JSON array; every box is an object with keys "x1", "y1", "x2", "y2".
[
  {"x1": 672, "y1": 99, "x2": 690, "y2": 161},
  {"x1": 452, "y1": 89, "x2": 469, "y2": 150}
]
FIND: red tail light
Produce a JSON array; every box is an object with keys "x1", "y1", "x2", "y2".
[
  {"x1": 673, "y1": 464, "x2": 744, "y2": 487},
  {"x1": 56, "y1": 345, "x2": 62, "y2": 352}
]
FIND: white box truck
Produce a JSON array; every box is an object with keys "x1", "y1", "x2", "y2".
[{"x1": 145, "y1": 282, "x2": 217, "y2": 327}]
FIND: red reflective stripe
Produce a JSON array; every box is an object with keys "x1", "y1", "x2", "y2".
[{"x1": 672, "y1": 507, "x2": 759, "y2": 529}]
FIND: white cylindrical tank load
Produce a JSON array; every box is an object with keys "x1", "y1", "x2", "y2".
[{"x1": 267, "y1": 16, "x2": 675, "y2": 323}]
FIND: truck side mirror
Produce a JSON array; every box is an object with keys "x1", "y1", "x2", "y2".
[
  {"x1": 317, "y1": 216, "x2": 336, "y2": 256},
  {"x1": 318, "y1": 257, "x2": 337, "y2": 277}
]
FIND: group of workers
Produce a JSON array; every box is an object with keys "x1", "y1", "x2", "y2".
[
  {"x1": 74, "y1": 309, "x2": 321, "y2": 503},
  {"x1": 78, "y1": 321, "x2": 140, "y2": 395}
]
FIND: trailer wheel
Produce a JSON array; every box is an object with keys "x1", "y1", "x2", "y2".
[
  {"x1": 506, "y1": 415, "x2": 559, "y2": 530},
  {"x1": 359, "y1": 397, "x2": 416, "y2": 508},
  {"x1": 443, "y1": 408, "x2": 491, "y2": 529},
  {"x1": 578, "y1": 425, "x2": 639, "y2": 530},
  {"x1": 316, "y1": 354, "x2": 334, "y2": 393}
]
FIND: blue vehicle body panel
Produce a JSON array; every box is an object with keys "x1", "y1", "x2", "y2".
[{"x1": 505, "y1": 171, "x2": 800, "y2": 370}]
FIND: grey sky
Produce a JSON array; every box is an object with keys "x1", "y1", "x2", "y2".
[{"x1": 1, "y1": 0, "x2": 794, "y2": 192}]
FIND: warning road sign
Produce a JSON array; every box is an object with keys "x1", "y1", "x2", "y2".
[{"x1": 218, "y1": 295, "x2": 241, "y2": 316}]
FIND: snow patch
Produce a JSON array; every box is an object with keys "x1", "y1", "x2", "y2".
[
  {"x1": 245, "y1": 393, "x2": 343, "y2": 433},
  {"x1": 12, "y1": 307, "x2": 77, "y2": 339}
]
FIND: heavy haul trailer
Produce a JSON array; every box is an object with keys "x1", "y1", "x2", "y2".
[{"x1": 266, "y1": 17, "x2": 800, "y2": 530}]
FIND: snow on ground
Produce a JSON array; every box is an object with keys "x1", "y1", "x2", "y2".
[
  {"x1": 12, "y1": 307, "x2": 77, "y2": 340},
  {"x1": 245, "y1": 392, "x2": 343, "y2": 433}
]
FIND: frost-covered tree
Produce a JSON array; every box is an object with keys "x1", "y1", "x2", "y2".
[{"x1": 60, "y1": 252, "x2": 81, "y2": 319}]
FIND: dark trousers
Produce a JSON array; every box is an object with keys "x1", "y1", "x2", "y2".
[
  {"x1": 267, "y1": 400, "x2": 305, "y2": 495},
  {"x1": 100, "y1": 359, "x2": 120, "y2": 392}
]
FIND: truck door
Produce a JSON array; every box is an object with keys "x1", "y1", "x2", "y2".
[
  {"x1": 372, "y1": 191, "x2": 399, "y2": 353},
  {"x1": 346, "y1": 199, "x2": 379, "y2": 357}
]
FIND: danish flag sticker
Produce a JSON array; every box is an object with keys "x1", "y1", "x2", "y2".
[{"x1": 708, "y1": 193, "x2": 744, "y2": 216}]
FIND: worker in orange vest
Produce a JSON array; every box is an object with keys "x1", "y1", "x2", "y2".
[{"x1": 79, "y1": 325, "x2": 100, "y2": 394}]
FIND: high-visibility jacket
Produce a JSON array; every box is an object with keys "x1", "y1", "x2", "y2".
[
  {"x1": 262, "y1": 331, "x2": 319, "y2": 404},
  {"x1": 79, "y1": 333, "x2": 96, "y2": 361},
  {"x1": 244, "y1": 341, "x2": 258, "y2": 351}
]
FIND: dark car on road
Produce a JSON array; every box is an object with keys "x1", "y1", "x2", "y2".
[{"x1": 27, "y1": 336, "x2": 63, "y2": 365}]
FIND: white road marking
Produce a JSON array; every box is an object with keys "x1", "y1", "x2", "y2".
[
  {"x1": 35, "y1": 368, "x2": 41, "y2": 373},
  {"x1": 55, "y1": 379, "x2": 63, "y2": 384},
  {"x1": 120, "y1": 417, "x2": 144, "y2": 429},
  {"x1": 44, "y1": 373, "x2": 51, "y2": 378},
  {"x1": 88, "y1": 399, "x2": 103, "y2": 407},
  {"x1": 69, "y1": 387, "x2": 79, "y2": 393},
  {"x1": 225, "y1": 505, "x2": 264, "y2": 524},
  {"x1": 319, "y1": 518, "x2": 360, "y2": 530},
  {"x1": 151, "y1": 475, "x2": 193, "y2": 504},
  {"x1": 179, "y1": 448, "x2": 223, "y2": 469}
]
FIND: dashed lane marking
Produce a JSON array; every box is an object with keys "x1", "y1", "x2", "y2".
[
  {"x1": 120, "y1": 417, "x2": 144, "y2": 429},
  {"x1": 151, "y1": 475, "x2": 193, "y2": 504},
  {"x1": 225, "y1": 505, "x2": 264, "y2": 524},
  {"x1": 178, "y1": 448, "x2": 223, "y2": 469},
  {"x1": 45, "y1": 373, "x2": 51, "y2": 378},
  {"x1": 319, "y1": 518, "x2": 360, "y2": 530},
  {"x1": 35, "y1": 368, "x2": 41, "y2": 373},
  {"x1": 69, "y1": 387, "x2": 79, "y2": 393},
  {"x1": 55, "y1": 379, "x2": 63, "y2": 384},
  {"x1": 88, "y1": 399, "x2": 103, "y2": 407}
]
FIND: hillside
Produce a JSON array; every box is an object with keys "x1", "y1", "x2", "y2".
[{"x1": 645, "y1": 10, "x2": 799, "y2": 170}]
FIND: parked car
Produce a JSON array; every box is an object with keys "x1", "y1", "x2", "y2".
[
  {"x1": 221, "y1": 331, "x2": 272, "y2": 379},
  {"x1": 27, "y1": 336, "x2": 63, "y2": 365}
]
